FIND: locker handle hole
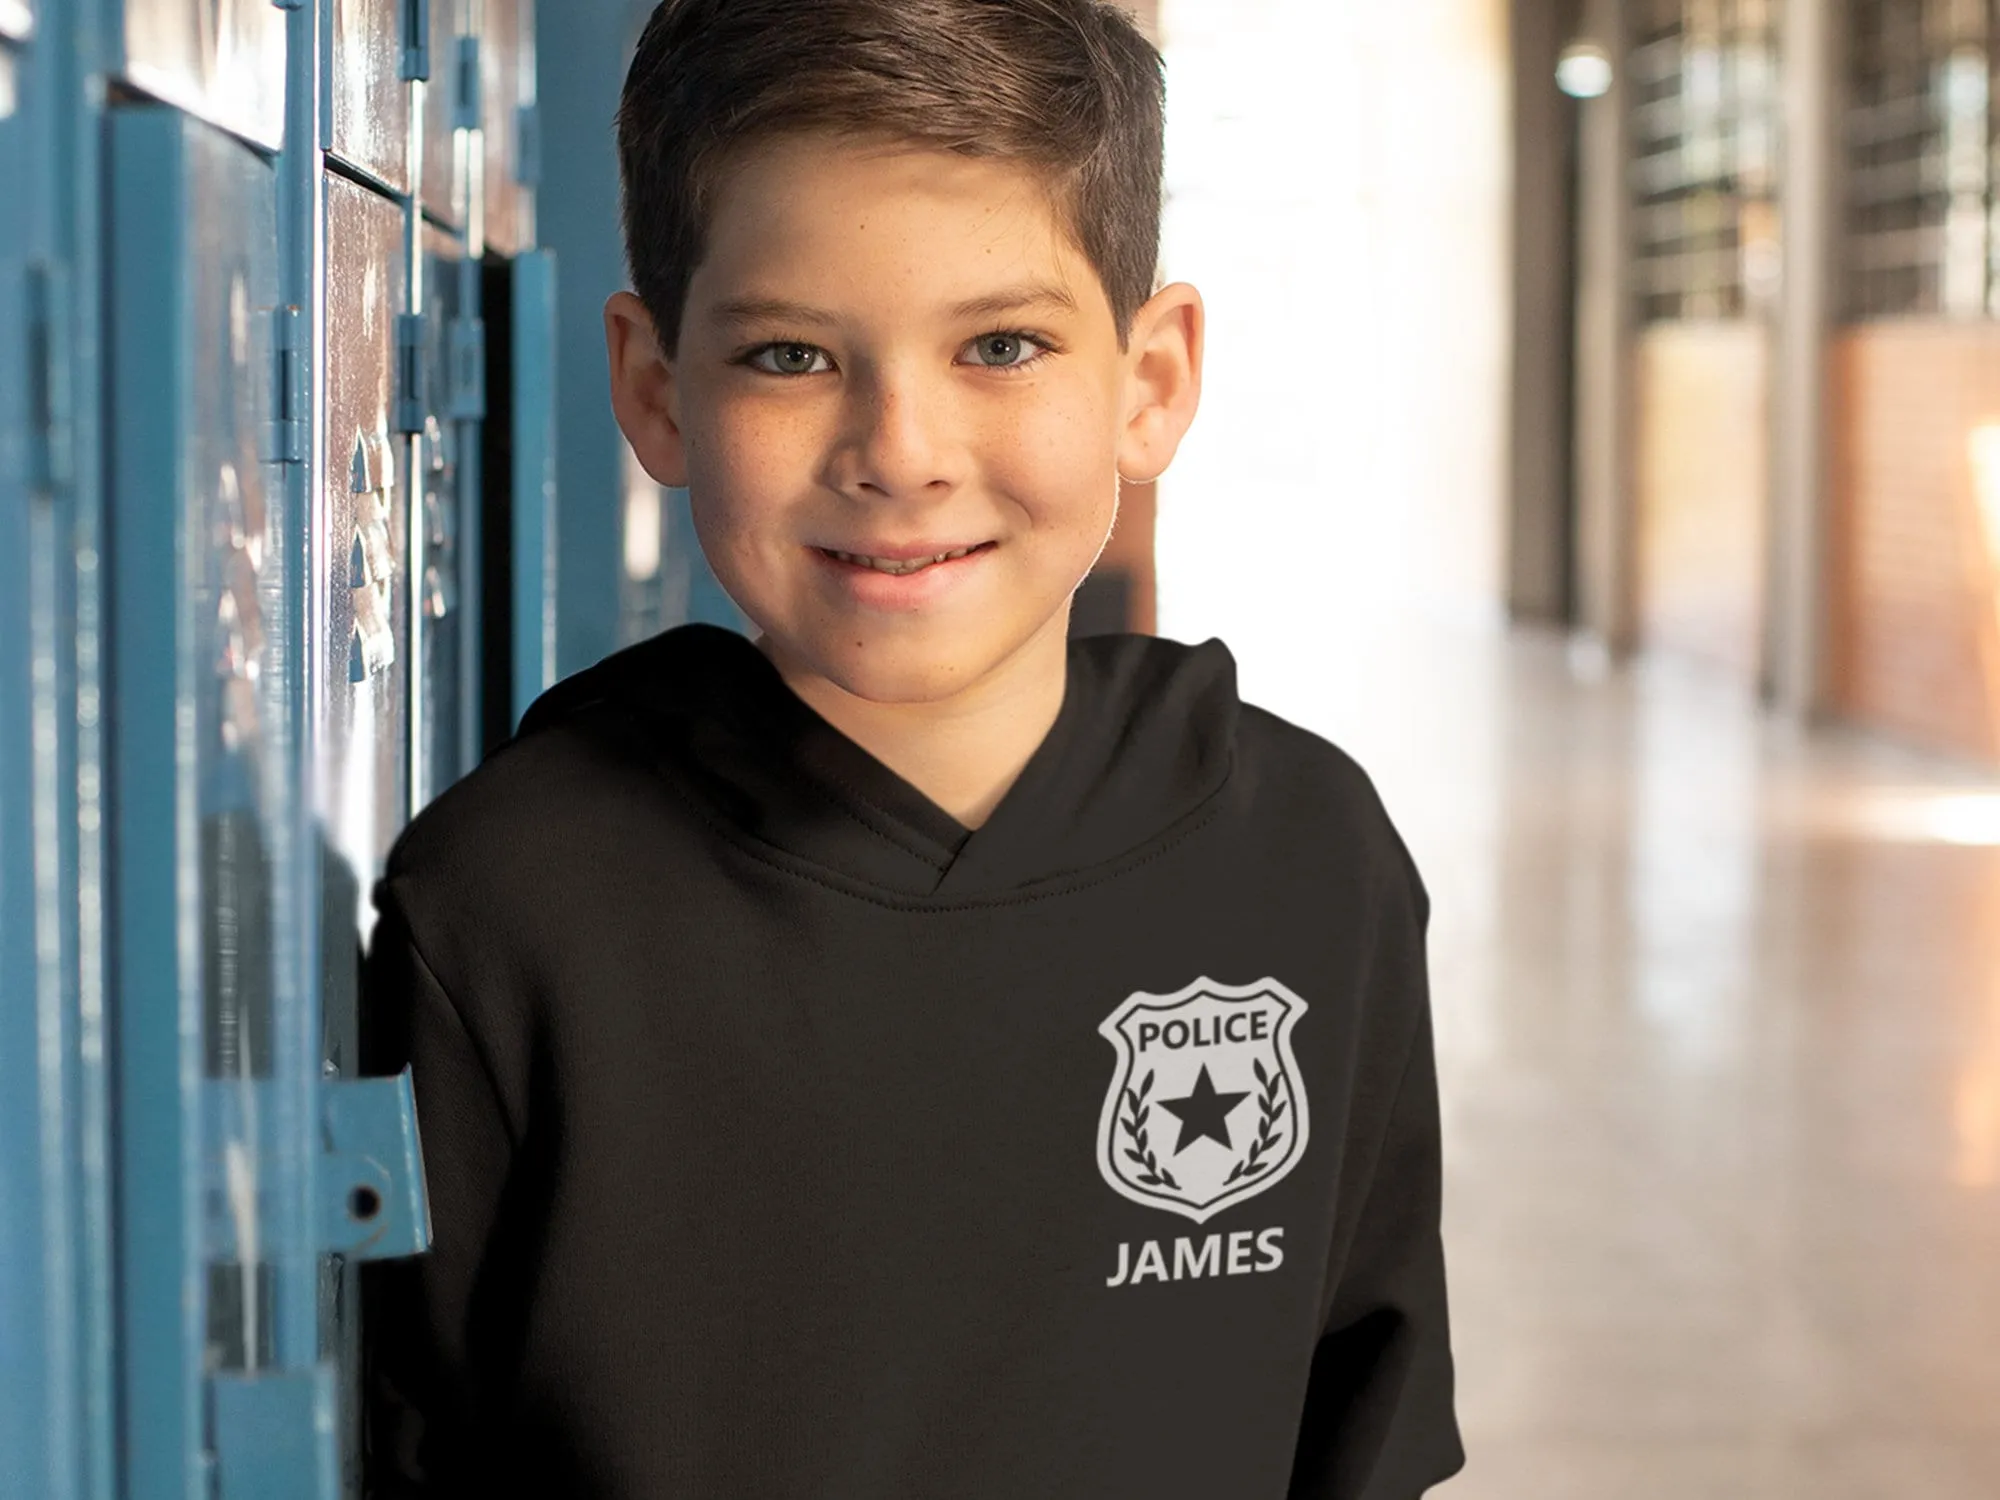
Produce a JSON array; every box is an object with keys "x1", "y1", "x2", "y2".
[{"x1": 349, "y1": 1185, "x2": 384, "y2": 1223}]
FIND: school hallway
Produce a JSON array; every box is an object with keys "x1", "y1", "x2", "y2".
[
  {"x1": 1149, "y1": 1, "x2": 2000, "y2": 1488},
  {"x1": 1255, "y1": 616, "x2": 2000, "y2": 1499}
]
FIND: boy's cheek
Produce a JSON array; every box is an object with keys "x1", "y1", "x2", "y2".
[
  {"x1": 993, "y1": 417, "x2": 1121, "y2": 514},
  {"x1": 686, "y1": 408, "x2": 826, "y2": 509}
]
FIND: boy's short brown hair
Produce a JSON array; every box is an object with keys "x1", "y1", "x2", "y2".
[{"x1": 615, "y1": 0, "x2": 1166, "y2": 356}]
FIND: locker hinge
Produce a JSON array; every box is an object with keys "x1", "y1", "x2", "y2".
[
  {"x1": 394, "y1": 313, "x2": 427, "y2": 434},
  {"x1": 321, "y1": 1070, "x2": 432, "y2": 1258},
  {"x1": 448, "y1": 316, "x2": 486, "y2": 420},
  {"x1": 452, "y1": 35, "x2": 481, "y2": 132},
  {"x1": 209, "y1": 1367, "x2": 339, "y2": 1500},
  {"x1": 264, "y1": 305, "x2": 306, "y2": 464},
  {"x1": 26, "y1": 261, "x2": 73, "y2": 493},
  {"x1": 202, "y1": 1068, "x2": 432, "y2": 1263},
  {"x1": 516, "y1": 102, "x2": 541, "y2": 187},
  {"x1": 400, "y1": 0, "x2": 431, "y2": 81}
]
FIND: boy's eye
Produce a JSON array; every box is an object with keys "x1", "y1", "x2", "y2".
[
  {"x1": 959, "y1": 332, "x2": 1050, "y2": 370},
  {"x1": 746, "y1": 342, "x2": 833, "y2": 376}
]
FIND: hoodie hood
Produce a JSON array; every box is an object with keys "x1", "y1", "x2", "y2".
[{"x1": 516, "y1": 623, "x2": 1240, "y2": 902}]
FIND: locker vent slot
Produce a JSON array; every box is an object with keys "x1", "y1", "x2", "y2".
[
  {"x1": 395, "y1": 313, "x2": 427, "y2": 434},
  {"x1": 27, "y1": 261, "x2": 74, "y2": 492},
  {"x1": 449, "y1": 316, "x2": 486, "y2": 420},
  {"x1": 516, "y1": 103, "x2": 541, "y2": 187},
  {"x1": 401, "y1": 0, "x2": 432, "y2": 81},
  {"x1": 453, "y1": 36, "x2": 482, "y2": 133}
]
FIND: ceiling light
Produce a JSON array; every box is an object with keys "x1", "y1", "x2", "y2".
[{"x1": 1557, "y1": 41, "x2": 1614, "y2": 99}]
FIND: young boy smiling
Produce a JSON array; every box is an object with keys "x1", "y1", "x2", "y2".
[{"x1": 360, "y1": 1, "x2": 1465, "y2": 1496}]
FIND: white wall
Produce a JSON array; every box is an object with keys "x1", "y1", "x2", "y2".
[{"x1": 1155, "y1": 0, "x2": 1512, "y2": 724}]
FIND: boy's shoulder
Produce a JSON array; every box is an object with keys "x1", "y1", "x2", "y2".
[
  {"x1": 377, "y1": 635, "x2": 685, "y2": 902},
  {"x1": 1233, "y1": 696, "x2": 1426, "y2": 907}
]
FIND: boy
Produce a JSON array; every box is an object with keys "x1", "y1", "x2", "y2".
[{"x1": 361, "y1": 0, "x2": 1465, "y2": 1495}]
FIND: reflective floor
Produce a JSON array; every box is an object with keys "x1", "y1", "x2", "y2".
[{"x1": 1280, "y1": 622, "x2": 2000, "y2": 1500}]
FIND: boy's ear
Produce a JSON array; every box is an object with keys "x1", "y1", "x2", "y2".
[
  {"x1": 1116, "y1": 281, "x2": 1204, "y2": 486},
  {"x1": 604, "y1": 291, "x2": 691, "y2": 489}
]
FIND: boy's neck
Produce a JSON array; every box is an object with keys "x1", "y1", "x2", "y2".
[{"x1": 754, "y1": 617, "x2": 1071, "y2": 832}]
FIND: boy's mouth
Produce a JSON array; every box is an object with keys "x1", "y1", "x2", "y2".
[{"x1": 815, "y1": 541, "x2": 996, "y2": 577}]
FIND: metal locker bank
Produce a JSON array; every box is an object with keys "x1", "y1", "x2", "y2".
[{"x1": 0, "y1": 1, "x2": 555, "y2": 1495}]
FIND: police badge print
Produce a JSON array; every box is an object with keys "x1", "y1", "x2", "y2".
[{"x1": 1096, "y1": 977, "x2": 1309, "y2": 1289}]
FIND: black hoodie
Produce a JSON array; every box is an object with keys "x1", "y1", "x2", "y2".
[{"x1": 359, "y1": 622, "x2": 1463, "y2": 1499}]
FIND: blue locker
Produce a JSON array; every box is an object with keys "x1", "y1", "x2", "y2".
[
  {"x1": 508, "y1": 249, "x2": 557, "y2": 726},
  {"x1": 321, "y1": 172, "x2": 411, "y2": 921},
  {"x1": 8, "y1": 4, "x2": 490, "y2": 1493},
  {"x1": 0, "y1": 13, "x2": 38, "y2": 1472},
  {"x1": 105, "y1": 108, "x2": 431, "y2": 1500},
  {"x1": 2, "y1": 6, "x2": 121, "y2": 1499},
  {"x1": 322, "y1": 164, "x2": 429, "y2": 1500},
  {"x1": 105, "y1": 104, "x2": 318, "y2": 1498},
  {"x1": 412, "y1": 222, "x2": 479, "y2": 806},
  {"x1": 481, "y1": 0, "x2": 536, "y2": 258},
  {"x1": 535, "y1": 0, "x2": 746, "y2": 674},
  {"x1": 420, "y1": 0, "x2": 472, "y2": 231},
  {"x1": 326, "y1": 0, "x2": 414, "y2": 195},
  {"x1": 116, "y1": 0, "x2": 287, "y2": 151},
  {"x1": 1, "y1": 21, "x2": 52, "y2": 1500}
]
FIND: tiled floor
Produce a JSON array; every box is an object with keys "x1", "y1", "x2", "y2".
[{"x1": 1282, "y1": 622, "x2": 2000, "y2": 1499}]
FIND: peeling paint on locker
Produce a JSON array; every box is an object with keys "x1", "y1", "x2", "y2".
[
  {"x1": 327, "y1": 0, "x2": 415, "y2": 195},
  {"x1": 119, "y1": 0, "x2": 287, "y2": 152},
  {"x1": 481, "y1": 0, "x2": 536, "y2": 258},
  {"x1": 420, "y1": 0, "x2": 472, "y2": 230},
  {"x1": 415, "y1": 222, "x2": 476, "y2": 803},
  {"x1": 319, "y1": 170, "x2": 409, "y2": 989}
]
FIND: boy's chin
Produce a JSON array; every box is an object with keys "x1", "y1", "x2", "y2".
[{"x1": 756, "y1": 617, "x2": 1066, "y2": 708}]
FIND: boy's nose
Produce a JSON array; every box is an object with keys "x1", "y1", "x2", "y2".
[{"x1": 831, "y1": 372, "x2": 970, "y2": 500}]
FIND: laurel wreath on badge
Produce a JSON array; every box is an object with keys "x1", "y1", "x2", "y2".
[
  {"x1": 1120, "y1": 1070, "x2": 1181, "y2": 1191},
  {"x1": 1223, "y1": 1059, "x2": 1290, "y2": 1187}
]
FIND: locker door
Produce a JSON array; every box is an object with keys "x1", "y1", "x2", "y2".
[
  {"x1": 506, "y1": 249, "x2": 557, "y2": 727},
  {"x1": 420, "y1": 0, "x2": 472, "y2": 230},
  {"x1": 105, "y1": 105, "x2": 318, "y2": 1498},
  {"x1": 320, "y1": 168, "x2": 415, "y2": 1500},
  {"x1": 481, "y1": 0, "x2": 536, "y2": 256},
  {"x1": 3, "y1": 10, "x2": 124, "y2": 1499},
  {"x1": 328, "y1": 0, "x2": 414, "y2": 195},
  {"x1": 320, "y1": 171, "x2": 410, "y2": 1059},
  {"x1": 1, "y1": 23, "x2": 50, "y2": 1500},
  {"x1": 413, "y1": 223, "x2": 478, "y2": 804},
  {"x1": 118, "y1": 0, "x2": 286, "y2": 150}
]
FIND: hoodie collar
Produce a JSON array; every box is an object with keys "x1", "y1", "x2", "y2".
[{"x1": 520, "y1": 623, "x2": 1238, "y2": 901}]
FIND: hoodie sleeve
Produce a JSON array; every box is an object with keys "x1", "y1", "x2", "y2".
[
  {"x1": 1287, "y1": 855, "x2": 1465, "y2": 1499},
  {"x1": 358, "y1": 886, "x2": 520, "y2": 1498}
]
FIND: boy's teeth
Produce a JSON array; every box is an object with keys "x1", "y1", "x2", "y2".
[{"x1": 829, "y1": 545, "x2": 979, "y2": 575}]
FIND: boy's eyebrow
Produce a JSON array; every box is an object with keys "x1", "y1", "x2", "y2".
[
  {"x1": 945, "y1": 282, "x2": 1079, "y2": 320},
  {"x1": 710, "y1": 296, "x2": 841, "y2": 328},
  {"x1": 708, "y1": 282, "x2": 1079, "y2": 328}
]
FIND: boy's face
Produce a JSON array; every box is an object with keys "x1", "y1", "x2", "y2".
[{"x1": 606, "y1": 133, "x2": 1202, "y2": 708}]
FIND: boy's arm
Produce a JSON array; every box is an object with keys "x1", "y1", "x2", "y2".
[
  {"x1": 1288, "y1": 862, "x2": 1465, "y2": 1500},
  {"x1": 358, "y1": 887, "x2": 519, "y2": 1497}
]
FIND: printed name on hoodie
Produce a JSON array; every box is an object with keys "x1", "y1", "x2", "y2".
[{"x1": 1106, "y1": 1226, "x2": 1285, "y2": 1287}]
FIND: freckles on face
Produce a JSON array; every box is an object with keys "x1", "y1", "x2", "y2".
[{"x1": 667, "y1": 134, "x2": 1128, "y2": 701}]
